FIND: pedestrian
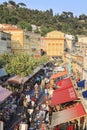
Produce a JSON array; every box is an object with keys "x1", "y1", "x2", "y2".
[
  {"x1": 26, "y1": 94, "x2": 31, "y2": 105},
  {"x1": 14, "y1": 124, "x2": 19, "y2": 130},
  {"x1": 23, "y1": 98, "x2": 28, "y2": 116},
  {"x1": 40, "y1": 123, "x2": 46, "y2": 130},
  {"x1": 26, "y1": 109, "x2": 31, "y2": 129},
  {"x1": 44, "y1": 102, "x2": 50, "y2": 122}
]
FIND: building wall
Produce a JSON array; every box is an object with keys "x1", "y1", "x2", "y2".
[
  {"x1": 65, "y1": 53, "x2": 72, "y2": 63},
  {"x1": 27, "y1": 32, "x2": 41, "y2": 56},
  {"x1": 0, "y1": 31, "x2": 11, "y2": 54},
  {"x1": 0, "y1": 24, "x2": 23, "y2": 46},
  {"x1": 78, "y1": 35, "x2": 87, "y2": 43},
  {"x1": 4, "y1": 30, "x2": 23, "y2": 46},
  {"x1": 83, "y1": 56, "x2": 87, "y2": 70},
  {"x1": 64, "y1": 52, "x2": 87, "y2": 80},
  {"x1": 0, "y1": 24, "x2": 41, "y2": 55},
  {"x1": 71, "y1": 54, "x2": 83, "y2": 79},
  {"x1": 43, "y1": 31, "x2": 65, "y2": 57},
  {"x1": 40, "y1": 37, "x2": 46, "y2": 52},
  {"x1": 83, "y1": 70, "x2": 87, "y2": 80},
  {"x1": 65, "y1": 34, "x2": 74, "y2": 52},
  {"x1": 75, "y1": 42, "x2": 87, "y2": 56},
  {"x1": 11, "y1": 31, "x2": 41, "y2": 55},
  {"x1": 63, "y1": 53, "x2": 83, "y2": 79},
  {"x1": 65, "y1": 39, "x2": 72, "y2": 51}
]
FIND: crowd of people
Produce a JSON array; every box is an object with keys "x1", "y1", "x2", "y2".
[{"x1": 0, "y1": 62, "x2": 86, "y2": 130}]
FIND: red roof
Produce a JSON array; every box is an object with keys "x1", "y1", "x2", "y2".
[
  {"x1": 57, "y1": 78, "x2": 73, "y2": 90},
  {"x1": 51, "y1": 85, "x2": 78, "y2": 106},
  {"x1": 0, "y1": 24, "x2": 22, "y2": 31},
  {"x1": 51, "y1": 103, "x2": 86, "y2": 127},
  {"x1": 50, "y1": 68, "x2": 68, "y2": 79}
]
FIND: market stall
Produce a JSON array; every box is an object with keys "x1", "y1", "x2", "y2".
[
  {"x1": 57, "y1": 77, "x2": 74, "y2": 90},
  {"x1": 0, "y1": 86, "x2": 12, "y2": 103},
  {"x1": 7, "y1": 75, "x2": 30, "y2": 91},
  {"x1": 8, "y1": 75, "x2": 29, "y2": 85},
  {"x1": 51, "y1": 78, "x2": 78, "y2": 106},
  {"x1": 51, "y1": 102, "x2": 86, "y2": 127},
  {"x1": 50, "y1": 68, "x2": 68, "y2": 80},
  {"x1": 50, "y1": 68, "x2": 68, "y2": 85},
  {"x1": 51, "y1": 85, "x2": 78, "y2": 106},
  {"x1": 0, "y1": 86, "x2": 17, "y2": 129}
]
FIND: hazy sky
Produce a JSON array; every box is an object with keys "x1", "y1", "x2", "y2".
[{"x1": 0, "y1": 0, "x2": 87, "y2": 16}]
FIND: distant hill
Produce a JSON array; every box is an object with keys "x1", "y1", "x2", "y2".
[{"x1": 0, "y1": 1, "x2": 87, "y2": 36}]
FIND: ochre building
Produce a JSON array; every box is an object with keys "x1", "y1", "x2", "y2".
[{"x1": 41, "y1": 31, "x2": 65, "y2": 58}]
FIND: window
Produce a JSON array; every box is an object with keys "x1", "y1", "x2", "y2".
[{"x1": 1, "y1": 37, "x2": 6, "y2": 40}]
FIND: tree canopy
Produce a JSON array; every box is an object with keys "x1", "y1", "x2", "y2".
[{"x1": 0, "y1": 53, "x2": 49, "y2": 76}]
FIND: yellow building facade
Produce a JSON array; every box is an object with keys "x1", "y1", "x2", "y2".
[
  {"x1": 41, "y1": 31, "x2": 65, "y2": 57},
  {"x1": 0, "y1": 24, "x2": 24, "y2": 46}
]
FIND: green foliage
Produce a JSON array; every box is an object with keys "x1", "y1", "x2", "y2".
[
  {"x1": 0, "y1": 53, "x2": 14, "y2": 68},
  {"x1": 41, "y1": 26, "x2": 54, "y2": 36},
  {"x1": 0, "y1": 56, "x2": 6, "y2": 68},
  {"x1": 17, "y1": 21, "x2": 32, "y2": 31},
  {"x1": 34, "y1": 27, "x2": 40, "y2": 33},
  {"x1": 0, "y1": 1, "x2": 87, "y2": 35},
  {"x1": 0, "y1": 53, "x2": 49, "y2": 76}
]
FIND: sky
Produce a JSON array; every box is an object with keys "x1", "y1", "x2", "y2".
[{"x1": 0, "y1": 0, "x2": 87, "y2": 17}]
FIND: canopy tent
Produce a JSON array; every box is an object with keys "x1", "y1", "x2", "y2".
[
  {"x1": 51, "y1": 85, "x2": 78, "y2": 106},
  {"x1": 8, "y1": 75, "x2": 30, "y2": 85},
  {"x1": 0, "y1": 68, "x2": 6, "y2": 77},
  {"x1": 57, "y1": 77, "x2": 73, "y2": 90},
  {"x1": 50, "y1": 68, "x2": 68, "y2": 80},
  {"x1": 0, "y1": 86, "x2": 12, "y2": 103},
  {"x1": 51, "y1": 103, "x2": 86, "y2": 127},
  {"x1": 82, "y1": 90, "x2": 87, "y2": 98},
  {"x1": 77, "y1": 80, "x2": 86, "y2": 88},
  {"x1": 53, "y1": 66, "x2": 65, "y2": 73}
]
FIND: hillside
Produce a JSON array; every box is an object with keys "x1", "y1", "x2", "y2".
[{"x1": 0, "y1": 1, "x2": 87, "y2": 36}]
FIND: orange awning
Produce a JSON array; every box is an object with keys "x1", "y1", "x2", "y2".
[{"x1": 50, "y1": 68, "x2": 68, "y2": 79}]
